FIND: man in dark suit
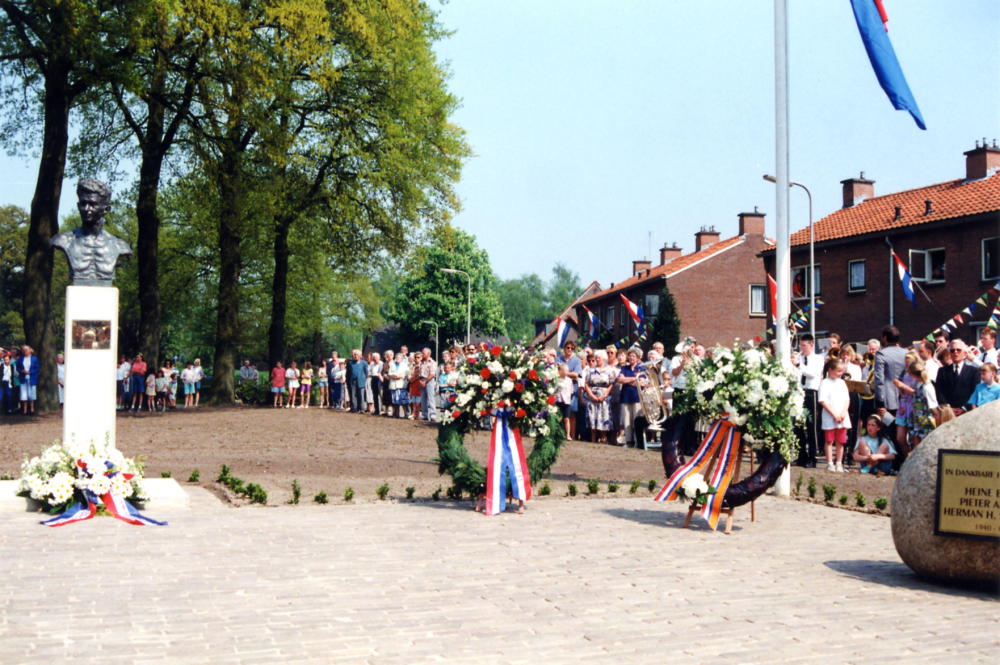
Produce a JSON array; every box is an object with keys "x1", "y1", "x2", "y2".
[{"x1": 934, "y1": 339, "x2": 980, "y2": 412}]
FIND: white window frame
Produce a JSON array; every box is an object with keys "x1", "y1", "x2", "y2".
[
  {"x1": 791, "y1": 264, "x2": 821, "y2": 300},
  {"x1": 749, "y1": 284, "x2": 767, "y2": 317},
  {"x1": 604, "y1": 305, "x2": 614, "y2": 329},
  {"x1": 909, "y1": 247, "x2": 946, "y2": 284},
  {"x1": 644, "y1": 294, "x2": 660, "y2": 317},
  {"x1": 983, "y1": 236, "x2": 1000, "y2": 282},
  {"x1": 848, "y1": 259, "x2": 866, "y2": 292}
]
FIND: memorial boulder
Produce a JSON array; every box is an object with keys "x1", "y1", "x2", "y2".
[{"x1": 891, "y1": 401, "x2": 1000, "y2": 586}]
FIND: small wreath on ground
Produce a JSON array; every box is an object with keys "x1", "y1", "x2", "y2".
[{"x1": 435, "y1": 344, "x2": 566, "y2": 497}]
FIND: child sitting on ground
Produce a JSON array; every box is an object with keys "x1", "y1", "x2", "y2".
[
  {"x1": 854, "y1": 415, "x2": 896, "y2": 476},
  {"x1": 818, "y1": 358, "x2": 851, "y2": 472},
  {"x1": 966, "y1": 362, "x2": 1000, "y2": 410}
]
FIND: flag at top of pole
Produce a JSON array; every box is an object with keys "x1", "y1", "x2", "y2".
[
  {"x1": 850, "y1": 0, "x2": 926, "y2": 130},
  {"x1": 620, "y1": 294, "x2": 644, "y2": 333},
  {"x1": 555, "y1": 317, "x2": 570, "y2": 349},
  {"x1": 892, "y1": 251, "x2": 918, "y2": 308},
  {"x1": 583, "y1": 306, "x2": 599, "y2": 334}
]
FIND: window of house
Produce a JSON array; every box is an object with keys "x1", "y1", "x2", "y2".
[
  {"x1": 581, "y1": 311, "x2": 590, "y2": 334},
  {"x1": 644, "y1": 294, "x2": 660, "y2": 317},
  {"x1": 984, "y1": 237, "x2": 1000, "y2": 281},
  {"x1": 604, "y1": 305, "x2": 614, "y2": 328},
  {"x1": 621, "y1": 304, "x2": 626, "y2": 329},
  {"x1": 909, "y1": 248, "x2": 946, "y2": 283},
  {"x1": 749, "y1": 285, "x2": 767, "y2": 316},
  {"x1": 848, "y1": 259, "x2": 866, "y2": 292},
  {"x1": 791, "y1": 265, "x2": 821, "y2": 299}
]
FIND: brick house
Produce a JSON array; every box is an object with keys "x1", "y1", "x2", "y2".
[
  {"x1": 574, "y1": 213, "x2": 773, "y2": 348},
  {"x1": 528, "y1": 281, "x2": 603, "y2": 350},
  {"x1": 761, "y1": 142, "x2": 1000, "y2": 347}
]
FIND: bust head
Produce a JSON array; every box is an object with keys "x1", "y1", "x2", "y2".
[{"x1": 77, "y1": 179, "x2": 112, "y2": 232}]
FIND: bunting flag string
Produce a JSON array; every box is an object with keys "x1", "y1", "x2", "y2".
[{"x1": 928, "y1": 282, "x2": 1000, "y2": 338}]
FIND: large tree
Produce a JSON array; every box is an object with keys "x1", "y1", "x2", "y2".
[
  {"x1": 390, "y1": 226, "x2": 506, "y2": 347},
  {"x1": 499, "y1": 273, "x2": 549, "y2": 344},
  {"x1": 0, "y1": 0, "x2": 148, "y2": 410},
  {"x1": 0, "y1": 204, "x2": 28, "y2": 343},
  {"x1": 644, "y1": 285, "x2": 682, "y2": 355}
]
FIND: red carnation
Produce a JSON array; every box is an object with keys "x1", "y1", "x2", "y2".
[
  {"x1": 452, "y1": 410, "x2": 461, "y2": 419},
  {"x1": 481, "y1": 387, "x2": 488, "y2": 394},
  {"x1": 515, "y1": 408, "x2": 526, "y2": 418},
  {"x1": 480, "y1": 368, "x2": 491, "y2": 379},
  {"x1": 481, "y1": 409, "x2": 489, "y2": 416},
  {"x1": 515, "y1": 383, "x2": 525, "y2": 393},
  {"x1": 528, "y1": 369, "x2": 538, "y2": 381},
  {"x1": 449, "y1": 394, "x2": 457, "y2": 402},
  {"x1": 509, "y1": 370, "x2": 518, "y2": 381},
  {"x1": 491, "y1": 345, "x2": 502, "y2": 356},
  {"x1": 498, "y1": 400, "x2": 506, "y2": 408},
  {"x1": 547, "y1": 394, "x2": 556, "y2": 405}
]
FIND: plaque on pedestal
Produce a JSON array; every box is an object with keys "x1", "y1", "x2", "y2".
[{"x1": 63, "y1": 286, "x2": 119, "y2": 448}]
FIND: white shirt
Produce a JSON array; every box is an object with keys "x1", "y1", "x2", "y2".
[
  {"x1": 818, "y1": 377, "x2": 851, "y2": 431},
  {"x1": 669, "y1": 355, "x2": 690, "y2": 390},
  {"x1": 2, "y1": 363, "x2": 11, "y2": 383},
  {"x1": 922, "y1": 358, "x2": 940, "y2": 384},
  {"x1": 193, "y1": 365, "x2": 204, "y2": 381},
  {"x1": 117, "y1": 362, "x2": 131, "y2": 381},
  {"x1": 970, "y1": 347, "x2": 998, "y2": 368},
  {"x1": 797, "y1": 352, "x2": 824, "y2": 391}
]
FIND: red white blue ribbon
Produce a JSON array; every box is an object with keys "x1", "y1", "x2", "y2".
[
  {"x1": 40, "y1": 462, "x2": 167, "y2": 527},
  {"x1": 485, "y1": 409, "x2": 531, "y2": 516}
]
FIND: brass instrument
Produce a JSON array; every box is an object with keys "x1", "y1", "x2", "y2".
[
  {"x1": 674, "y1": 336, "x2": 698, "y2": 362},
  {"x1": 827, "y1": 347, "x2": 841, "y2": 359},
  {"x1": 864, "y1": 351, "x2": 876, "y2": 365},
  {"x1": 860, "y1": 351, "x2": 876, "y2": 400},
  {"x1": 636, "y1": 358, "x2": 669, "y2": 432}
]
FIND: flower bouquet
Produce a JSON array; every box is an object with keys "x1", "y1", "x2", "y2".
[
  {"x1": 674, "y1": 343, "x2": 805, "y2": 462},
  {"x1": 674, "y1": 473, "x2": 718, "y2": 505}
]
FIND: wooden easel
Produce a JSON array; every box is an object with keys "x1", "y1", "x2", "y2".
[{"x1": 681, "y1": 443, "x2": 756, "y2": 535}]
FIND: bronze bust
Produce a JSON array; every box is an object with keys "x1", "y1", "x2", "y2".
[{"x1": 51, "y1": 179, "x2": 131, "y2": 286}]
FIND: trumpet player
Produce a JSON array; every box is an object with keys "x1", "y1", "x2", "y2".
[
  {"x1": 821, "y1": 333, "x2": 842, "y2": 360},
  {"x1": 791, "y1": 333, "x2": 823, "y2": 468}
]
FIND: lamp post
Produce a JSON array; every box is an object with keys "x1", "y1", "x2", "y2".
[
  {"x1": 439, "y1": 268, "x2": 471, "y2": 346},
  {"x1": 764, "y1": 175, "x2": 815, "y2": 340},
  {"x1": 420, "y1": 320, "x2": 439, "y2": 364}
]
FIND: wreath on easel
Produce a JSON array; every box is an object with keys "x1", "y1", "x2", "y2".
[{"x1": 434, "y1": 345, "x2": 566, "y2": 496}]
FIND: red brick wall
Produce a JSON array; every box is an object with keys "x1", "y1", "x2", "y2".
[{"x1": 762, "y1": 214, "x2": 1000, "y2": 347}]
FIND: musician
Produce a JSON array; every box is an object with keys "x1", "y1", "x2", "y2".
[
  {"x1": 969, "y1": 328, "x2": 997, "y2": 369},
  {"x1": 822, "y1": 333, "x2": 842, "y2": 360},
  {"x1": 791, "y1": 334, "x2": 823, "y2": 467}
]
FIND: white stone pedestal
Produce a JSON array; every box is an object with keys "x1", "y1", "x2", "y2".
[{"x1": 63, "y1": 286, "x2": 118, "y2": 449}]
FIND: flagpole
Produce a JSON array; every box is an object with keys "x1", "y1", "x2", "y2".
[
  {"x1": 773, "y1": 0, "x2": 792, "y2": 498},
  {"x1": 888, "y1": 240, "x2": 894, "y2": 325}
]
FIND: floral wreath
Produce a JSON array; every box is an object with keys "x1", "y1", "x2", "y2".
[{"x1": 436, "y1": 344, "x2": 566, "y2": 495}]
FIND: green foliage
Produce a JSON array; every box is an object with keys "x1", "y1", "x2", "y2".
[
  {"x1": 648, "y1": 479, "x2": 658, "y2": 493},
  {"x1": 314, "y1": 491, "x2": 328, "y2": 504},
  {"x1": 188, "y1": 469, "x2": 200, "y2": 483},
  {"x1": 644, "y1": 285, "x2": 682, "y2": 356},
  {"x1": 587, "y1": 478, "x2": 600, "y2": 495},
  {"x1": 246, "y1": 483, "x2": 268, "y2": 504},
  {"x1": 344, "y1": 487, "x2": 355, "y2": 502},
  {"x1": 376, "y1": 483, "x2": 390, "y2": 501},
  {"x1": 794, "y1": 472, "x2": 803, "y2": 496},
  {"x1": 235, "y1": 381, "x2": 271, "y2": 406},
  {"x1": 807, "y1": 476, "x2": 817, "y2": 498},
  {"x1": 874, "y1": 497, "x2": 889, "y2": 511},
  {"x1": 290, "y1": 479, "x2": 301, "y2": 505},
  {"x1": 161, "y1": 471, "x2": 171, "y2": 478},
  {"x1": 218, "y1": 465, "x2": 231, "y2": 483},
  {"x1": 390, "y1": 226, "x2": 506, "y2": 346},
  {"x1": 539, "y1": 482, "x2": 551, "y2": 496},
  {"x1": 839, "y1": 494, "x2": 848, "y2": 505},
  {"x1": 629, "y1": 480, "x2": 641, "y2": 494},
  {"x1": 445, "y1": 484, "x2": 463, "y2": 500},
  {"x1": 568, "y1": 483, "x2": 578, "y2": 497},
  {"x1": 608, "y1": 482, "x2": 619, "y2": 493},
  {"x1": 855, "y1": 491, "x2": 866, "y2": 508},
  {"x1": 0, "y1": 205, "x2": 28, "y2": 345},
  {"x1": 431, "y1": 485, "x2": 442, "y2": 501},
  {"x1": 499, "y1": 264, "x2": 582, "y2": 344},
  {"x1": 405, "y1": 486, "x2": 415, "y2": 500},
  {"x1": 217, "y1": 465, "x2": 266, "y2": 504},
  {"x1": 822, "y1": 484, "x2": 837, "y2": 503}
]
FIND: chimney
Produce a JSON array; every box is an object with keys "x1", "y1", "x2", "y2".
[
  {"x1": 694, "y1": 225, "x2": 720, "y2": 252},
  {"x1": 841, "y1": 172, "x2": 875, "y2": 208},
  {"x1": 964, "y1": 139, "x2": 1000, "y2": 180},
  {"x1": 632, "y1": 259, "x2": 652, "y2": 276},
  {"x1": 659, "y1": 242, "x2": 682, "y2": 266},
  {"x1": 738, "y1": 207, "x2": 766, "y2": 236}
]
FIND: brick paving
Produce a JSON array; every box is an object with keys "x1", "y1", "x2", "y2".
[{"x1": 0, "y1": 489, "x2": 997, "y2": 664}]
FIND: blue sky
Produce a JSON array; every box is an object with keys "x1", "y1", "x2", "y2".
[{"x1": 1, "y1": 1, "x2": 997, "y2": 294}]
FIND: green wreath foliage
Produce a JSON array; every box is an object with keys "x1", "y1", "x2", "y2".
[{"x1": 435, "y1": 412, "x2": 567, "y2": 497}]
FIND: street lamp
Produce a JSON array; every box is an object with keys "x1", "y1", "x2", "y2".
[
  {"x1": 439, "y1": 268, "x2": 471, "y2": 346},
  {"x1": 764, "y1": 174, "x2": 815, "y2": 340},
  {"x1": 420, "y1": 320, "x2": 439, "y2": 364}
]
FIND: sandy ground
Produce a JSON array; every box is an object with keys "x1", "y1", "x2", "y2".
[{"x1": 0, "y1": 405, "x2": 896, "y2": 511}]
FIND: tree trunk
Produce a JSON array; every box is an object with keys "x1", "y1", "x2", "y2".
[
  {"x1": 135, "y1": 82, "x2": 166, "y2": 369},
  {"x1": 208, "y1": 140, "x2": 243, "y2": 406},
  {"x1": 267, "y1": 214, "x2": 292, "y2": 370},
  {"x1": 23, "y1": 63, "x2": 72, "y2": 413}
]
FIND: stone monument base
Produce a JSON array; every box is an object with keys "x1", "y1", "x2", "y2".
[{"x1": 0, "y1": 479, "x2": 190, "y2": 513}]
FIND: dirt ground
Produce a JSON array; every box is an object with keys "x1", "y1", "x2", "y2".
[{"x1": 0, "y1": 406, "x2": 895, "y2": 513}]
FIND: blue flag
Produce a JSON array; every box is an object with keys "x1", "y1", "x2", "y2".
[{"x1": 850, "y1": 0, "x2": 926, "y2": 130}]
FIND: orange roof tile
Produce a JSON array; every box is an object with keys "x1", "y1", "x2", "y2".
[
  {"x1": 579, "y1": 236, "x2": 746, "y2": 304},
  {"x1": 789, "y1": 173, "x2": 1000, "y2": 247}
]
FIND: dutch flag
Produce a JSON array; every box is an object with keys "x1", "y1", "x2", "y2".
[
  {"x1": 621, "y1": 294, "x2": 643, "y2": 329},
  {"x1": 893, "y1": 252, "x2": 917, "y2": 308},
  {"x1": 583, "y1": 306, "x2": 599, "y2": 333},
  {"x1": 555, "y1": 318, "x2": 570, "y2": 348}
]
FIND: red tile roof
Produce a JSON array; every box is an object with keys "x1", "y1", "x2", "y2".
[
  {"x1": 529, "y1": 281, "x2": 602, "y2": 346},
  {"x1": 579, "y1": 236, "x2": 747, "y2": 304},
  {"x1": 790, "y1": 173, "x2": 1000, "y2": 247}
]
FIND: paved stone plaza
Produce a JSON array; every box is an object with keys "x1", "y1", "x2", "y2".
[{"x1": 1, "y1": 489, "x2": 996, "y2": 664}]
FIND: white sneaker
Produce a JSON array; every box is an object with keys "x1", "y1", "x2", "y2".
[
  {"x1": 836, "y1": 463, "x2": 845, "y2": 473},
  {"x1": 826, "y1": 462, "x2": 836, "y2": 472}
]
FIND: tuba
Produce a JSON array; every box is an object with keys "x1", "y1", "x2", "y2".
[
  {"x1": 636, "y1": 358, "x2": 669, "y2": 432},
  {"x1": 827, "y1": 347, "x2": 841, "y2": 359},
  {"x1": 861, "y1": 352, "x2": 876, "y2": 400}
]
